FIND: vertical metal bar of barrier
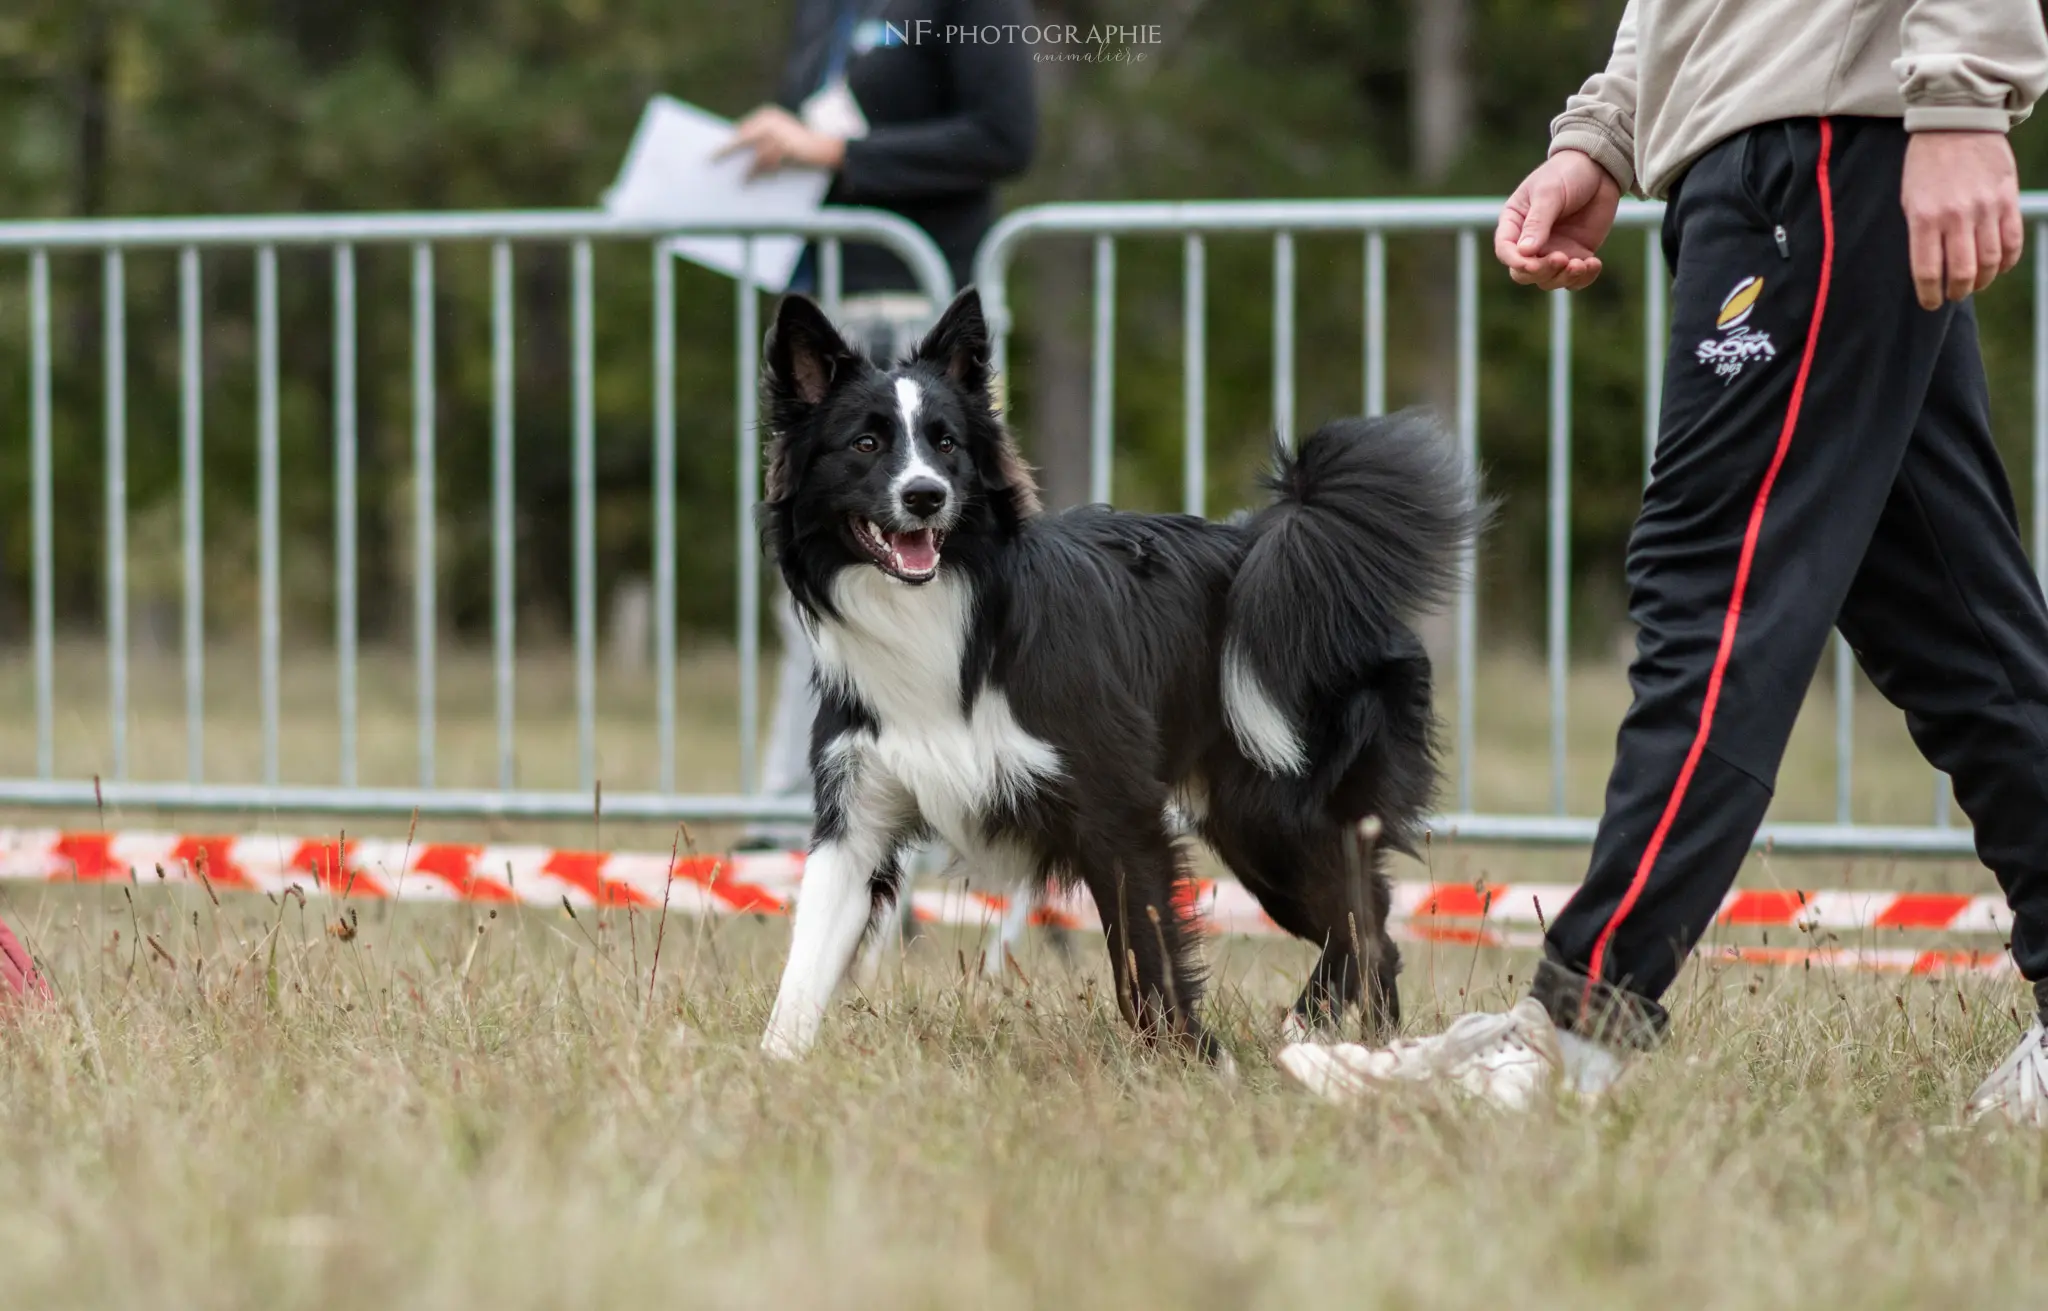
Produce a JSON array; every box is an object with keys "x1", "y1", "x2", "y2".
[
  {"x1": 1644, "y1": 234, "x2": 1666, "y2": 484},
  {"x1": 654, "y1": 246, "x2": 678, "y2": 792},
  {"x1": 1834, "y1": 635, "x2": 1854, "y2": 824},
  {"x1": 1273, "y1": 232, "x2": 1295, "y2": 447},
  {"x1": 1090, "y1": 235, "x2": 1116, "y2": 504},
  {"x1": 1364, "y1": 231, "x2": 1386, "y2": 418},
  {"x1": 1183, "y1": 234, "x2": 1206, "y2": 517},
  {"x1": 333, "y1": 245, "x2": 359, "y2": 788},
  {"x1": 257, "y1": 245, "x2": 282, "y2": 786},
  {"x1": 1455, "y1": 230, "x2": 1479, "y2": 814},
  {"x1": 412, "y1": 242, "x2": 437, "y2": 788},
  {"x1": 1548, "y1": 288, "x2": 1571, "y2": 816},
  {"x1": 820, "y1": 238, "x2": 843, "y2": 321},
  {"x1": 179, "y1": 248, "x2": 205, "y2": 783},
  {"x1": 31, "y1": 251, "x2": 53, "y2": 780},
  {"x1": 491, "y1": 241, "x2": 517, "y2": 791},
  {"x1": 573, "y1": 239, "x2": 598, "y2": 794},
  {"x1": 736, "y1": 238, "x2": 763, "y2": 792},
  {"x1": 104, "y1": 249, "x2": 128, "y2": 780}
]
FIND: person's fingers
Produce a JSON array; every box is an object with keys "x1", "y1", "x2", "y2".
[
  {"x1": 1495, "y1": 187, "x2": 1531, "y2": 264},
  {"x1": 1999, "y1": 196, "x2": 2025, "y2": 274},
  {"x1": 1511, "y1": 250, "x2": 1570, "y2": 288},
  {"x1": 1907, "y1": 209, "x2": 1945, "y2": 311},
  {"x1": 1973, "y1": 208, "x2": 2003, "y2": 293},
  {"x1": 1945, "y1": 216, "x2": 1978, "y2": 303},
  {"x1": 1528, "y1": 254, "x2": 1585, "y2": 293},
  {"x1": 1516, "y1": 174, "x2": 1564, "y2": 255},
  {"x1": 716, "y1": 117, "x2": 773, "y2": 160},
  {"x1": 745, "y1": 135, "x2": 787, "y2": 179},
  {"x1": 1494, "y1": 224, "x2": 1527, "y2": 271},
  {"x1": 1563, "y1": 257, "x2": 1604, "y2": 291}
]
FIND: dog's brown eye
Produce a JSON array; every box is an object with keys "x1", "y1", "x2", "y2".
[
  {"x1": 934, "y1": 436, "x2": 956, "y2": 454},
  {"x1": 853, "y1": 434, "x2": 879, "y2": 454}
]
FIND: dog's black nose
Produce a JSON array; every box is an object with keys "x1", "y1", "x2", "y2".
[{"x1": 900, "y1": 478, "x2": 949, "y2": 520}]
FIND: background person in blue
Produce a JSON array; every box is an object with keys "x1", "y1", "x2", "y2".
[{"x1": 726, "y1": 2, "x2": 1038, "y2": 864}]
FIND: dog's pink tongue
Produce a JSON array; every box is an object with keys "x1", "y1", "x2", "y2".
[{"x1": 889, "y1": 529, "x2": 939, "y2": 574}]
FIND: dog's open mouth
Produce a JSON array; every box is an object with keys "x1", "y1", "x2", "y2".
[{"x1": 851, "y1": 517, "x2": 947, "y2": 583}]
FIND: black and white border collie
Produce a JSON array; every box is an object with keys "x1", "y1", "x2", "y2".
[{"x1": 757, "y1": 287, "x2": 1485, "y2": 1063}]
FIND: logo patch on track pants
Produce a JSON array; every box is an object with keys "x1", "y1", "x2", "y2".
[{"x1": 1696, "y1": 276, "x2": 1777, "y2": 382}]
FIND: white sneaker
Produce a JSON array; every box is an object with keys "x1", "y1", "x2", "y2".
[
  {"x1": 1966, "y1": 1020, "x2": 2048, "y2": 1128},
  {"x1": 1277, "y1": 998, "x2": 1566, "y2": 1112}
]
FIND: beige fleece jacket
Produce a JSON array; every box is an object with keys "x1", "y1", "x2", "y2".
[{"x1": 1549, "y1": 0, "x2": 2048, "y2": 198}]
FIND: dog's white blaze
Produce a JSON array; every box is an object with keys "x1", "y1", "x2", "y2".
[
  {"x1": 813, "y1": 567, "x2": 1061, "y2": 858},
  {"x1": 887, "y1": 377, "x2": 946, "y2": 516},
  {"x1": 893, "y1": 376, "x2": 923, "y2": 443},
  {"x1": 1222, "y1": 646, "x2": 1307, "y2": 776}
]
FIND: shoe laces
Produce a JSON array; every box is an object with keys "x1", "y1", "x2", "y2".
[{"x1": 1421, "y1": 1006, "x2": 1546, "y2": 1069}]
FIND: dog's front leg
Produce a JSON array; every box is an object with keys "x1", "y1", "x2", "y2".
[{"x1": 761, "y1": 834, "x2": 892, "y2": 1060}]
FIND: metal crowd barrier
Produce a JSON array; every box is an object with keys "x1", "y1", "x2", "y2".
[
  {"x1": 10, "y1": 197, "x2": 2048, "y2": 858},
  {"x1": 0, "y1": 208, "x2": 952, "y2": 823},
  {"x1": 974, "y1": 196, "x2": 2048, "y2": 858}
]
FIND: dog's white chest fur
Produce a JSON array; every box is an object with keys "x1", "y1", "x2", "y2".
[{"x1": 812, "y1": 569, "x2": 1059, "y2": 854}]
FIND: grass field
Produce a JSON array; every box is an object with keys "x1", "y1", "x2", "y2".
[{"x1": 1, "y1": 641, "x2": 2044, "y2": 1307}]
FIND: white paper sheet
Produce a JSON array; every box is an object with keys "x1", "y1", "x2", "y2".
[{"x1": 602, "y1": 95, "x2": 832, "y2": 292}]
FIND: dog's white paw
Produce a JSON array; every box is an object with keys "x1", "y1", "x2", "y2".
[{"x1": 759, "y1": 1026, "x2": 812, "y2": 1062}]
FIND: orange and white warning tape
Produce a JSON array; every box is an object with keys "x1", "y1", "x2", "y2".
[{"x1": 0, "y1": 829, "x2": 2017, "y2": 978}]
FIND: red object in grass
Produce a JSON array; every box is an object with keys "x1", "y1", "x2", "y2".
[{"x1": 0, "y1": 916, "x2": 51, "y2": 1003}]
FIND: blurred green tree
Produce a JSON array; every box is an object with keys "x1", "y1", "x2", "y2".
[{"x1": 1, "y1": 0, "x2": 2042, "y2": 659}]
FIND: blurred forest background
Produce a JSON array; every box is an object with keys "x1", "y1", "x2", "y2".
[{"x1": 2, "y1": 0, "x2": 2046, "y2": 659}]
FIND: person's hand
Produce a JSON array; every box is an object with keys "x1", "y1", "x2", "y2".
[
  {"x1": 1902, "y1": 130, "x2": 2022, "y2": 310},
  {"x1": 1495, "y1": 149, "x2": 1623, "y2": 291},
  {"x1": 718, "y1": 106, "x2": 846, "y2": 178}
]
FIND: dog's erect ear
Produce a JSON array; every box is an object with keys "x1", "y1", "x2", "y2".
[
  {"x1": 766, "y1": 295, "x2": 860, "y2": 408},
  {"x1": 912, "y1": 287, "x2": 992, "y2": 394}
]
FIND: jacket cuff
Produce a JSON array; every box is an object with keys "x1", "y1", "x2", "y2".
[
  {"x1": 1548, "y1": 125, "x2": 1635, "y2": 195},
  {"x1": 1903, "y1": 104, "x2": 2013, "y2": 133}
]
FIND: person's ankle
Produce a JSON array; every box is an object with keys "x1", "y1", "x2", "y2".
[{"x1": 1527, "y1": 953, "x2": 1670, "y2": 1052}]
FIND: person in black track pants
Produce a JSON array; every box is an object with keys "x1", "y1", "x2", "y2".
[{"x1": 1279, "y1": 0, "x2": 2048, "y2": 1126}]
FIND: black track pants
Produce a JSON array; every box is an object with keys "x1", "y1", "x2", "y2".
[{"x1": 1529, "y1": 117, "x2": 2048, "y2": 1046}]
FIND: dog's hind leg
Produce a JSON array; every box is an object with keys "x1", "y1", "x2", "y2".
[
  {"x1": 1074, "y1": 831, "x2": 1225, "y2": 1064},
  {"x1": 1203, "y1": 804, "x2": 1401, "y2": 1042},
  {"x1": 1289, "y1": 827, "x2": 1402, "y2": 1042}
]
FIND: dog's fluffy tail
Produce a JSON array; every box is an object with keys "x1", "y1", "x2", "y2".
[{"x1": 1220, "y1": 410, "x2": 1489, "y2": 776}]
